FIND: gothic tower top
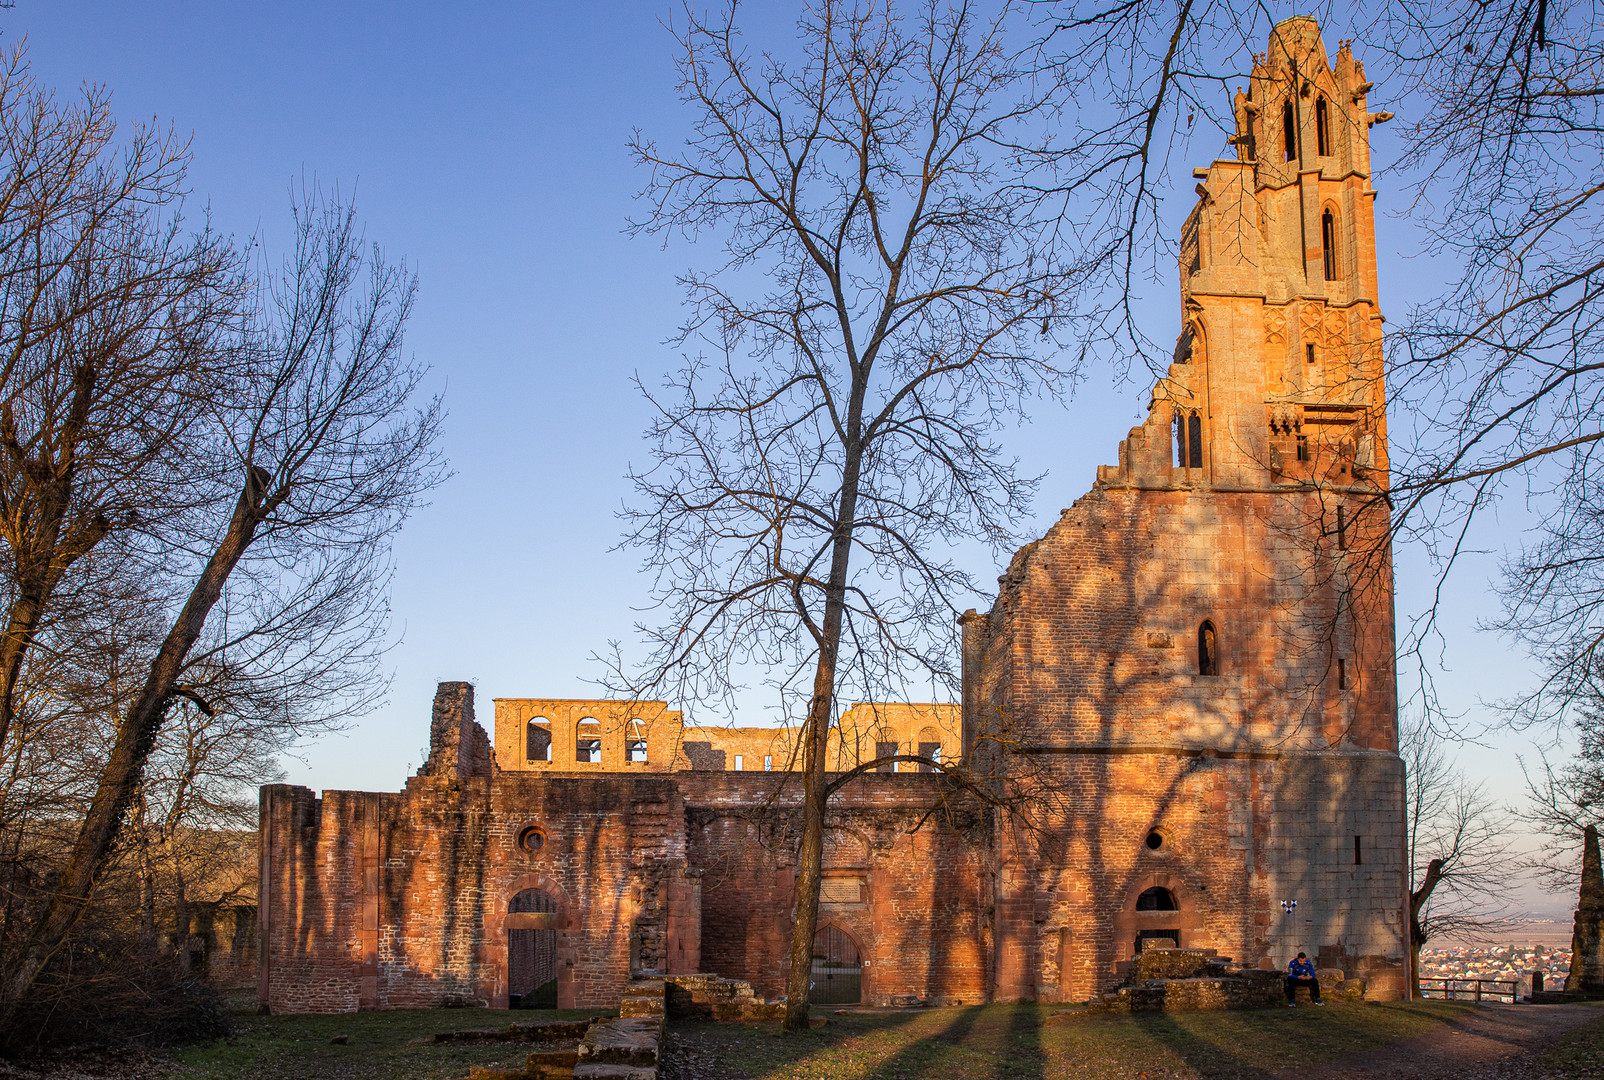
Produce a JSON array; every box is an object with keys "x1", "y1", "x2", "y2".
[{"x1": 1099, "y1": 17, "x2": 1389, "y2": 496}]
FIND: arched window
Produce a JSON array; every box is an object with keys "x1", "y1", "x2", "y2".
[
  {"x1": 575, "y1": 717, "x2": 602, "y2": 763},
  {"x1": 1322, "y1": 209, "x2": 1338, "y2": 280},
  {"x1": 1315, "y1": 96, "x2": 1330, "y2": 156},
  {"x1": 526, "y1": 717, "x2": 551, "y2": 762},
  {"x1": 1198, "y1": 620, "x2": 1220, "y2": 676},
  {"x1": 917, "y1": 725, "x2": 943, "y2": 773},
  {"x1": 625, "y1": 718, "x2": 648, "y2": 764},
  {"x1": 1136, "y1": 887, "x2": 1179, "y2": 911},
  {"x1": 1175, "y1": 411, "x2": 1203, "y2": 469},
  {"x1": 1282, "y1": 102, "x2": 1296, "y2": 162}
]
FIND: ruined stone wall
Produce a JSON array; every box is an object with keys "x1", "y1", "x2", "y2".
[
  {"x1": 259, "y1": 773, "x2": 695, "y2": 1013},
  {"x1": 973, "y1": 481, "x2": 1405, "y2": 1003},
  {"x1": 678, "y1": 773, "x2": 989, "y2": 1006},
  {"x1": 969, "y1": 18, "x2": 1407, "y2": 1004}
]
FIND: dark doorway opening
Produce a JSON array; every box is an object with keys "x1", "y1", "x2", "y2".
[
  {"x1": 811, "y1": 926, "x2": 862, "y2": 1005},
  {"x1": 508, "y1": 888, "x2": 558, "y2": 1008}
]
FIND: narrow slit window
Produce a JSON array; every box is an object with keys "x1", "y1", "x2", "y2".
[
  {"x1": 1282, "y1": 102, "x2": 1296, "y2": 161},
  {"x1": 1188, "y1": 413, "x2": 1203, "y2": 470},
  {"x1": 1354, "y1": 835, "x2": 1363, "y2": 865},
  {"x1": 1174, "y1": 413, "x2": 1187, "y2": 468},
  {"x1": 764, "y1": 755, "x2": 773, "y2": 771},
  {"x1": 1322, "y1": 209, "x2": 1338, "y2": 280},
  {"x1": 1315, "y1": 96, "x2": 1330, "y2": 156},
  {"x1": 1336, "y1": 505, "x2": 1347, "y2": 550},
  {"x1": 1306, "y1": 342, "x2": 1316, "y2": 364},
  {"x1": 1198, "y1": 620, "x2": 1220, "y2": 676},
  {"x1": 1338, "y1": 658, "x2": 1348, "y2": 689},
  {"x1": 733, "y1": 754, "x2": 743, "y2": 771},
  {"x1": 1296, "y1": 434, "x2": 1309, "y2": 461}
]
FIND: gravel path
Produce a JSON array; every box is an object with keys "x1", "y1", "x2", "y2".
[{"x1": 1288, "y1": 1004, "x2": 1604, "y2": 1080}]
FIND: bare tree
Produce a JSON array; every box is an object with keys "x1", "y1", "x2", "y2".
[
  {"x1": 623, "y1": 0, "x2": 1093, "y2": 1028},
  {"x1": 1403, "y1": 717, "x2": 1521, "y2": 995},
  {"x1": 1345, "y1": 0, "x2": 1604, "y2": 726},
  {"x1": 0, "y1": 188, "x2": 445, "y2": 1028}
]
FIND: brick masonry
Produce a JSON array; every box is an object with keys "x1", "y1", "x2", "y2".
[{"x1": 258, "y1": 18, "x2": 1407, "y2": 1014}]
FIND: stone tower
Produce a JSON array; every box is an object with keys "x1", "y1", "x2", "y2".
[{"x1": 965, "y1": 17, "x2": 1407, "y2": 1002}]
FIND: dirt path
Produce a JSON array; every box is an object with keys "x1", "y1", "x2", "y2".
[{"x1": 1287, "y1": 1004, "x2": 1604, "y2": 1080}]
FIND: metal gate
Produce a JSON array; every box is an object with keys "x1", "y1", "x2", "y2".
[{"x1": 811, "y1": 926, "x2": 862, "y2": 1005}]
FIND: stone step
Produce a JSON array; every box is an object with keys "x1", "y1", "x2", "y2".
[
  {"x1": 574, "y1": 1066, "x2": 656, "y2": 1080},
  {"x1": 578, "y1": 1017, "x2": 662, "y2": 1067}
]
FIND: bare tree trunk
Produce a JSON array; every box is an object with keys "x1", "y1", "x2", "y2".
[
  {"x1": 784, "y1": 445, "x2": 862, "y2": 1031},
  {"x1": 0, "y1": 466, "x2": 271, "y2": 1024},
  {"x1": 1409, "y1": 857, "x2": 1445, "y2": 998},
  {"x1": 133, "y1": 792, "x2": 158, "y2": 948}
]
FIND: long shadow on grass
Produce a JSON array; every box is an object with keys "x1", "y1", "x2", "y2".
[
  {"x1": 1129, "y1": 1012, "x2": 1279, "y2": 1080},
  {"x1": 828, "y1": 1004, "x2": 1025, "y2": 1080}
]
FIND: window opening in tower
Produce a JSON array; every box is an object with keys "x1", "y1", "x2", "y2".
[{"x1": 1322, "y1": 209, "x2": 1338, "y2": 280}]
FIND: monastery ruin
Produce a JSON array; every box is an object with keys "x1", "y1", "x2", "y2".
[{"x1": 258, "y1": 18, "x2": 1408, "y2": 1013}]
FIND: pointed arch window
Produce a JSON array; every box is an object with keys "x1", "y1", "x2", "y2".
[
  {"x1": 1282, "y1": 102, "x2": 1296, "y2": 162},
  {"x1": 1198, "y1": 620, "x2": 1220, "y2": 676},
  {"x1": 1322, "y1": 209, "x2": 1338, "y2": 280},
  {"x1": 1315, "y1": 96, "x2": 1330, "y2": 156},
  {"x1": 1175, "y1": 411, "x2": 1203, "y2": 470}
]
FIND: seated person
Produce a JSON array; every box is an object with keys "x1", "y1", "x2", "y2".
[{"x1": 1285, "y1": 951, "x2": 1322, "y2": 1006}]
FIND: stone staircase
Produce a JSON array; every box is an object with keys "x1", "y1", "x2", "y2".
[{"x1": 660, "y1": 972, "x2": 787, "y2": 1022}]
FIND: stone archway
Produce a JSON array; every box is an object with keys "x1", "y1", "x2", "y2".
[
  {"x1": 507, "y1": 888, "x2": 559, "y2": 1008},
  {"x1": 486, "y1": 875, "x2": 576, "y2": 1009},
  {"x1": 811, "y1": 924, "x2": 864, "y2": 1005}
]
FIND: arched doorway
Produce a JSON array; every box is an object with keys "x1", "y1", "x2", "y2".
[
  {"x1": 811, "y1": 925, "x2": 862, "y2": 1005},
  {"x1": 1133, "y1": 886, "x2": 1181, "y2": 955},
  {"x1": 507, "y1": 888, "x2": 558, "y2": 1008}
]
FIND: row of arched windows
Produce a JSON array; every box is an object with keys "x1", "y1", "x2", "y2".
[{"x1": 526, "y1": 717, "x2": 650, "y2": 764}]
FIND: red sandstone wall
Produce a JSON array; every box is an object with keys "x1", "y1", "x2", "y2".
[
  {"x1": 974, "y1": 482, "x2": 1407, "y2": 1003},
  {"x1": 259, "y1": 774, "x2": 697, "y2": 1013},
  {"x1": 677, "y1": 773, "x2": 990, "y2": 1007}
]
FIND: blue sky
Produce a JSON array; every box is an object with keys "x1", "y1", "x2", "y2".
[{"x1": 4, "y1": 2, "x2": 1548, "y2": 887}]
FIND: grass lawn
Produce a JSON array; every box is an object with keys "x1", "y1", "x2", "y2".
[
  {"x1": 662, "y1": 1000, "x2": 1604, "y2": 1080},
  {"x1": 166, "y1": 1006, "x2": 610, "y2": 1080},
  {"x1": 133, "y1": 999, "x2": 1604, "y2": 1080}
]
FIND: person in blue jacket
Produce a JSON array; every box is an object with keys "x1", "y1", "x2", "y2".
[{"x1": 1285, "y1": 952, "x2": 1322, "y2": 1006}]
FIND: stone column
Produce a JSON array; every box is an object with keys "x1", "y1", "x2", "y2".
[{"x1": 1566, "y1": 824, "x2": 1604, "y2": 993}]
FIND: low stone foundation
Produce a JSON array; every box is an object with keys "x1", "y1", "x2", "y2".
[
  {"x1": 661, "y1": 973, "x2": 786, "y2": 1023},
  {"x1": 1096, "y1": 949, "x2": 1365, "y2": 1013},
  {"x1": 454, "y1": 979, "x2": 669, "y2": 1080}
]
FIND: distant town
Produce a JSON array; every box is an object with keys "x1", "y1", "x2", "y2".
[{"x1": 1419, "y1": 944, "x2": 1572, "y2": 998}]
